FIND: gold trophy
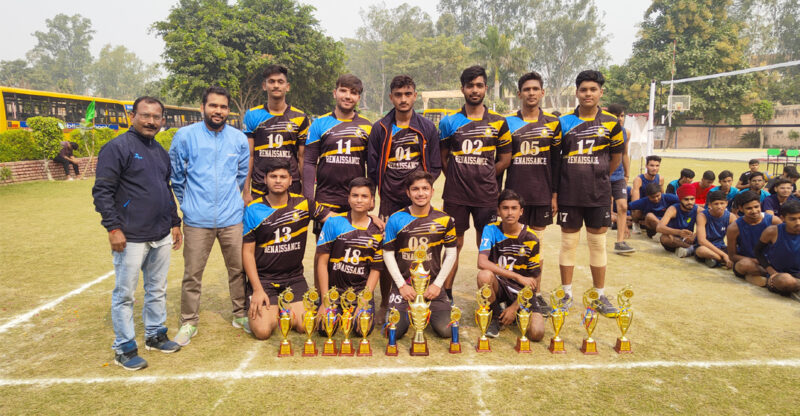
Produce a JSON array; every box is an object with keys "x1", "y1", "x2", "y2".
[
  {"x1": 448, "y1": 306, "x2": 462, "y2": 354},
  {"x1": 356, "y1": 288, "x2": 373, "y2": 356},
  {"x1": 548, "y1": 287, "x2": 567, "y2": 354},
  {"x1": 301, "y1": 288, "x2": 319, "y2": 356},
  {"x1": 614, "y1": 286, "x2": 634, "y2": 354},
  {"x1": 408, "y1": 247, "x2": 432, "y2": 356},
  {"x1": 385, "y1": 308, "x2": 400, "y2": 356},
  {"x1": 474, "y1": 284, "x2": 493, "y2": 352},
  {"x1": 277, "y1": 288, "x2": 294, "y2": 357},
  {"x1": 321, "y1": 287, "x2": 340, "y2": 356},
  {"x1": 580, "y1": 288, "x2": 600, "y2": 355},
  {"x1": 338, "y1": 288, "x2": 357, "y2": 356},
  {"x1": 515, "y1": 286, "x2": 534, "y2": 353}
]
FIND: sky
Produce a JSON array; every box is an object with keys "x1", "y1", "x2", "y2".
[{"x1": 1, "y1": 0, "x2": 650, "y2": 67}]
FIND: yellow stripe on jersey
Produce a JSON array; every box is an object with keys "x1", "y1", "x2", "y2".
[
  {"x1": 251, "y1": 187, "x2": 265, "y2": 195},
  {"x1": 433, "y1": 216, "x2": 452, "y2": 228},
  {"x1": 397, "y1": 239, "x2": 445, "y2": 252},
  {"x1": 320, "y1": 146, "x2": 366, "y2": 158},
  {"x1": 387, "y1": 152, "x2": 420, "y2": 162},
  {"x1": 329, "y1": 256, "x2": 377, "y2": 264},
  {"x1": 259, "y1": 226, "x2": 309, "y2": 246},
  {"x1": 566, "y1": 143, "x2": 610, "y2": 156},
  {"x1": 254, "y1": 141, "x2": 297, "y2": 150},
  {"x1": 358, "y1": 125, "x2": 373, "y2": 134},
  {"x1": 497, "y1": 131, "x2": 512, "y2": 147},
  {"x1": 293, "y1": 197, "x2": 308, "y2": 212},
  {"x1": 451, "y1": 145, "x2": 497, "y2": 156},
  {"x1": 512, "y1": 145, "x2": 551, "y2": 158}
]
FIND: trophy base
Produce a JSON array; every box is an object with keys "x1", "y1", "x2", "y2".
[
  {"x1": 581, "y1": 339, "x2": 598, "y2": 355},
  {"x1": 322, "y1": 340, "x2": 338, "y2": 356},
  {"x1": 278, "y1": 341, "x2": 293, "y2": 357},
  {"x1": 515, "y1": 338, "x2": 531, "y2": 353},
  {"x1": 385, "y1": 344, "x2": 398, "y2": 356},
  {"x1": 302, "y1": 342, "x2": 317, "y2": 357},
  {"x1": 449, "y1": 342, "x2": 461, "y2": 354},
  {"x1": 548, "y1": 337, "x2": 566, "y2": 354},
  {"x1": 339, "y1": 340, "x2": 355, "y2": 356},
  {"x1": 475, "y1": 337, "x2": 491, "y2": 352},
  {"x1": 410, "y1": 340, "x2": 429, "y2": 356},
  {"x1": 357, "y1": 341, "x2": 372, "y2": 357},
  {"x1": 614, "y1": 337, "x2": 632, "y2": 353}
]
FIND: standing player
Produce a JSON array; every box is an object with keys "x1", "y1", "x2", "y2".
[
  {"x1": 694, "y1": 190, "x2": 736, "y2": 268},
  {"x1": 551, "y1": 70, "x2": 622, "y2": 315},
  {"x1": 630, "y1": 183, "x2": 680, "y2": 238},
  {"x1": 727, "y1": 191, "x2": 781, "y2": 287},
  {"x1": 242, "y1": 159, "x2": 330, "y2": 340},
  {"x1": 656, "y1": 184, "x2": 698, "y2": 257},
  {"x1": 383, "y1": 171, "x2": 457, "y2": 339},
  {"x1": 756, "y1": 200, "x2": 800, "y2": 301},
  {"x1": 606, "y1": 103, "x2": 634, "y2": 253},
  {"x1": 631, "y1": 156, "x2": 664, "y2": 201},
  {"x1": 439, "y1": 65, "x2": 511, "y2": 303},
  {"x1": 476, "y1": 189, "x2": 545, "y2": 340},
  {"x1": 243, "y1": 65, "x2": 310, "y2": 202}
]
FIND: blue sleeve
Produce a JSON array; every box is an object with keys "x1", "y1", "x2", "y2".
[
  {"x1": 384, "y1": 215, "x2": 399, "y2": 244},
  {"x1": 243, "y1": 110, "x2": 255, "y2": 134},
  {"x1": 629, "y1": 197, "x2": 647, "y2": 212},
  {"x1": 478, "y1": 226, "x2": 494, "y2": 252},
  {"x1": 169, "y1": 129, "x2": 188, "y2": 204},
  {"x1": 664, "y1": 193, "x2": 680, "y2": 205},
  {"x1": 236, "y1": 132, "x2": 249, "y2": 191}
]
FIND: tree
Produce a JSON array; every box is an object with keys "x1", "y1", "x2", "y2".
[
  {"x1": 26, "y1": 14, "x2": 94, "y2": 94},
  {"x1": 765, "y1": 0, "x2": 800, "y2": 104},
  {"x1": 153, "y1": 0, "x2": 345, "y2": 115},
  {"x1": 0, "y1": 60, "x2": 48, "y2": 89},
  {"x1": 472, "y1": 26, "x2": 513, "y2": 101},
  {"x1": 27, "y1": 117, "x2": 63, "y2": 181},
  {"x1": 752, "y1": 99, "x2": 774, "y2": 148},
  {"x1": 89, "y1": 45, "x2": 159, "y2": 99},
  {"x1": 436, "y1": 0, "x2": 534, "y2": 44}
]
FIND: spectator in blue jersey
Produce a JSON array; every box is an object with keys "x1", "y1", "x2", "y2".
[
  {"x1": 735, "y1": 159, "x2": 762, "y2": 190},
  {"x1": 665, "y1": 168, "x2": 694, "y2": 194},
  {"x1": 631, "y1": 155, "x2": 664, "y2": 202},
  {"x1": 694, "y1": 190, "x2": 736, "y2": 268},
  {"x1": 763, "y1": 179, "x2": 799, "y2": 216},
  {"x1": 92, "y1": 96, "x2": 183, "y2": 371},
  {"x1": 756, "y1": 200, "x2": 800, "y2": 301},
  {"x1": 169, "y1": 86, "x2": 251, "y2": 346},
  {"x1": 630, "y1": 182, "x2": 679, "y2": 238},
  {"x1": 656, "y1": 183, "x2": 698, "y2": 257},
  {"x1": 606, "y1": 104, "x2": 634, "y2": 253},
  {"x1": 726, "y1": 190, "x2": 782, "y2": 287},
  {"x1": 707, "y1": 170, "x2": 738, "y2": 208}
]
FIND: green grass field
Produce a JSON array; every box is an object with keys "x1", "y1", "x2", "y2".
[{"x1": 1, "y1": 157, "x2": 799, "y2": 415}]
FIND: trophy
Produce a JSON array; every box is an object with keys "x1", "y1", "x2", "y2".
[
  {"x1": 580, "y1": 288, "x2": 600, "y2": 355},
  {"x1": 448, "y1": 306, "x2": 462, "y2": 354},
  {"x1": 356, "y1": 288, "x2": 373, "y2": 356},
  {"x1": 515, "y1": 286, "x2": 534, "y2": 353},
  {"x1": 277, "y1": 288, "x2": 294, "y2": 357},
  {"x1": 548, "y1": 287, "x2": 567, "y2": 354},
  {"x1": 408, "y1": 247, "x2": 432, "y2": 356},
  {"x1": 321, "y1": 287, "x2": 340, "y2": 356},
  {"x1": 302, "y1": 288, "x2": 319, "y2": 356},
  {"x1": 613, "y1": 286, "x2": 634, "y2": 354},
  {"x1": 475, "y1": 284, "x2": 493, "y2": 352},
  {"x1": 385, "y1": 308, "x2": 400, "y2": 356},
  {"x1": 338, "y1": 287, "x2": 357, "y2": 356}
]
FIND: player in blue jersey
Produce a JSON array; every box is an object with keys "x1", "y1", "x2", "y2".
[
  {"x1": 631, "y1": 155, "x2": 664, "y2": 202},
  {"x1": 726, "y1": 190, "x2": 782, "y2": 287},
  {"x1": 630, "y1": 183, "x2": 679, "y2": 238},
  {"x1": 666, "y1": 168, "x2": 695, "y2": 194},
  {"x1": 694, "y1": 190, "x2": 736, "y2": 268},
  {"x1": 707, "y1": 170, "x2": 739, "y2": 209},
  {"x1": 756, "y1": 200, "x2": 800, "y2": 301},
  {"x1": 656, "y1": 184, "x2": 698, "y2": 257},
  {"x1": 763, "y1": 178, "x2": 798, "y2": 216}
]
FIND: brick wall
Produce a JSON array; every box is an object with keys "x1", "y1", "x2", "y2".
[{"x1": 0, "y1": 157, "x2": 98, "y2": 184}]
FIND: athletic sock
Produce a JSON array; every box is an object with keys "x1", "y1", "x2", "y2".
[
  {"x1": 445, "y1": 288, "x2": 453, "y2": 301},
  {"x1": 563, "y1": 284, "x2": 572, "y2": 297},
  {"x1": 595, "y1": 287, "x2": 605, "y2": 296}
]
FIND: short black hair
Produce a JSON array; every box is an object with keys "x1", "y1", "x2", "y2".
[
  {"x1": 202, "y1": 86, "x2": 231, "y2": 106},
  {"x1": 646, "y1": 155, "x2": 661, "y2": 164},
  {"x1": 349, "y1": 177, "x2": 375, "y2": 196},
  {"x1": 69, "y1": 141, "x2": 79, "y2": 150},
  {"x1": 783, "y1": 165, "x2": 799, "y2": 179},
  {"x1": 575, "y1": 70, "x2": 605, "y2": 88},
  {"x1": 734, "y1": 190, "x2": 761, "y2": 208},
  {"x1": 680, "y1": 168, "x2": 695, "y2": 179},
  {"x1": 748, "y1": 159, "x2": 760, "y2": 165},
  {"x1": 264, "y1": 158, "x2": 291, "y2": 175},
  {"x1": 750, "y1": 171, "x2": 765, "y2": 181},
  {"x1": 498, "y1": 189, "x2": 525, "y2": 206},
  {"x1": 702, "y1": 170, "x2": 715, "y2": 181},
  {"x1": 262, "y1": 64, "x2": 288, "y2": 81},
  {"x1": 517, "y1": 71, "x2": 543, "y2": 91},
  {"x1": 645, "y1": 182, "x2": 662, "y2": 196},
  {"x1": 336, "y1": 74, "x2": 364, "y2": 94},
  {"x1": 774, "y1": 178, "x2": 794, "y2": 188},
  {"x1": 405, "y1": 170, "x2": 434, "y2": 189},
  {"x1": 606, "y1": 103, "x2": 625, "y2": 117},
  {"x1": 460, "y1": 65, "x2": 487, "y2": 87},
  {"x1": 719, "y1": 170, "x2": 733, "y2": 180},
  {"x1": 781, "y1": 199, "x2": 800, "y2": 216},
  {"x1": 132, "y1": 96, "x2": 165, "y2": 115},
  {"x1": 707, "y1": 190, "x2": 727, "y2": 204},
  {"x1": 389, "y1": 75, "x2": 415, "y2": 91}
]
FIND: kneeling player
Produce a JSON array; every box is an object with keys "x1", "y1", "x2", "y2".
[
  {"x1": 383, "y1": 171, "x2": 457, "y2": 339},
  {"x1": 476, "y1": 190, "x2": 545, "y2": 340},
  {"x1": 316, "y1": 177, "x2": 382, "y2": 336},
  {"x1": 694, "y1": 190, "x2": 736, "y2": 268},
  {"x1": 656, "y1": 184, "x2": 698, "y2": 257},
  {"x1": 727, "y1": 191, "x2": 782, "y2": 287},
  {"x1": 242, "y1": 159, "x2": 330, "y2": 340},
  {"x1": 755, "y1": 200, "x2": 800, "y2": 301},
  {"x1": 630, "y1": 183, "x2": 679, "y2": 238}
]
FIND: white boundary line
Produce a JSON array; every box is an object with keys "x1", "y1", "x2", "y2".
[
  {"x1": 2, "y1": 359, "x2": 799, "y2": 387},
  {"x1": 0, "y1": 271, "x2": 114, "y2": 334}
]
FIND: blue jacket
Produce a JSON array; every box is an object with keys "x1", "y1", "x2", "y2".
[
  {"x1": 169, "y1": 122, "x2": 249, "y2": 228},
  {"x1": 92, "y1": 128, "x2": 181, "y2": 242}
]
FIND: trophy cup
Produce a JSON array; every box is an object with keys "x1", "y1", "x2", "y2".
[
  {"x1": 613, "y1": 286, "x2": 634, "y2": 354},
  {"x1": 277, "y1": 288, "x2": 294, "y2": 357},
  {"x1": 448, "y1": 306, "x2": 462, "y2": 354},
  {"x1": 302, "y1": 288, "x2": 319, "y2": 356},
  {"x1": 385, "y1": 308, "x2": 400, "y2": 356},
  {"x1": 356, "y1": 288, "x2": 373, "y2": 356},
  {"x1": 475, "y1": 284, "x2": 493, "y2": 352},
  {"x1": 408, "y1": 247, "x2": 432, "y2": 356},
  {"x1": 515, "y1": 286, "x2": 534, "y2": 353},
  {"x1": 338, "y1": 288, "x2": 357, "y2": 356},
  {"x1": 580, "y1": 288, "x2": 600, "y2": 355},
  {"x1": 548, "y1": 287, "x2": 567, "y2": 354},
  {"x1": 321, "y1": 287, "x2": 340, "y2": 356}
]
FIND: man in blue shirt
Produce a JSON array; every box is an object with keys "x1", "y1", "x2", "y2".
[
  {"x1": 630, "y1": 183, "x2": 679, "y2": 238},
  {"x1": 169, "y1": 86, "x2": 251, "y2": 346},
  {"x1": 706, "y1": 170, "x2": 738, "y2": 208}
]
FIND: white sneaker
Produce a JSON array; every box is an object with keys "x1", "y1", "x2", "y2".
[
  {"x1": 631, "y1": 223, "x2": 641, "y2": 234},
  {"x1": 174, "y1": 324, "x2": 197, "y2": 346}
]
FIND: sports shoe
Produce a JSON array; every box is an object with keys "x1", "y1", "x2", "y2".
[
  {"x1": 536, "y1": 294, "x2": 551, "y2": 318},
  {"x1": 558, "y1": 293, "x2": 573, "y2": 311},
  {"x1": 631, "y1": 223, "x2": 641, "y2": 234},
  {"x1": 115, "y1": 348, "x2": 148, "y2": 371},
  {"x1": 145, "y1": 330, "x2": 181, "y2": 353},
  {"x1": 704, "y1": 258, "x2": 720, "y2": 268},
  {"x1": 675, "y1": 247, "x2": 691, "y2": 258},
  {"x1": 174, "y1": 324, "x2": 197, "y2": 346},
  {"x1": 646, "y1": 228, "x2": 657, "y2": 239},
  {"x1": 232, "y1": 316, "x2": 252, "y2": 334},
  {"x1": 614, "y1": 241, "x2": 635, "y2": 253},
  {"x1": 485, "y1": 318, "x2": 500, "y2": 338},
  {"x1": 596, "y1": 294, "x2": 619, "y2": 317}
]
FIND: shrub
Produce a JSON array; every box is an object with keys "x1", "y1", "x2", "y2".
[
  {"x1": 70, "y1": 128, "x2": 122, "y2": 156},
  {"x1": 27, "y1": 117, "x2": 64, "y2": 180},
  {"x1": 0, "y1": 165, "x2": 12, "y2": 182},
  {"x1": 0, "y1": 129, "x2": 38, "y2": 162},
  {"x1": 738, "y1": 130, "x2": 760, "y2": 148},
  {"x1": 789, "y1": 131, "x2": 800, "y2": 142},
  {"x1": 155, "y1": 128, "x2": 178, "y2": 151}
]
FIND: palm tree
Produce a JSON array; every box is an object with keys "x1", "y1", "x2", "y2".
[{"x1": 472, "y1": 26, "x2": 512, "y2": 101}]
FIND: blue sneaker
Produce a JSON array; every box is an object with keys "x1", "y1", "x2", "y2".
[
  {"x1": 115, "y1": 348, "x2": 148, "y2": 371},
  {"x1": 145, "y1": 329, "x2": 181, "y2": 353}
]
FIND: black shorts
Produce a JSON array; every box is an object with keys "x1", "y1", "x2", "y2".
[
  {"x1": 521, "y1": 205, "x2": 553, "y2": 228},
  {"x1": 556, "y1": 205, "x2": 611, "y2": 229},
  {"x1": 245, "y1": 275, "x2": 309, "y2": 309},
  {"x1": 251, "y1": 181, "x2": 302, "y2": 199},
  {"x1": 379, "y1": 197, "x2": 408, "y2": 221},
  {"x1": 494, "y1": 275, "x2": 542, "y2": 314},
  {"x1": 611, "y1": 179, "x2": 628, "y2": 201},
  {"x1": 443, "y1": 201, "x2": 496, "y2": 236},
  {"x1": 386, "y1": 284, "x2": 451, "y2": 313},
  {"x1": 313, "y1": 204, "x2": 350, "y2": 235}
]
